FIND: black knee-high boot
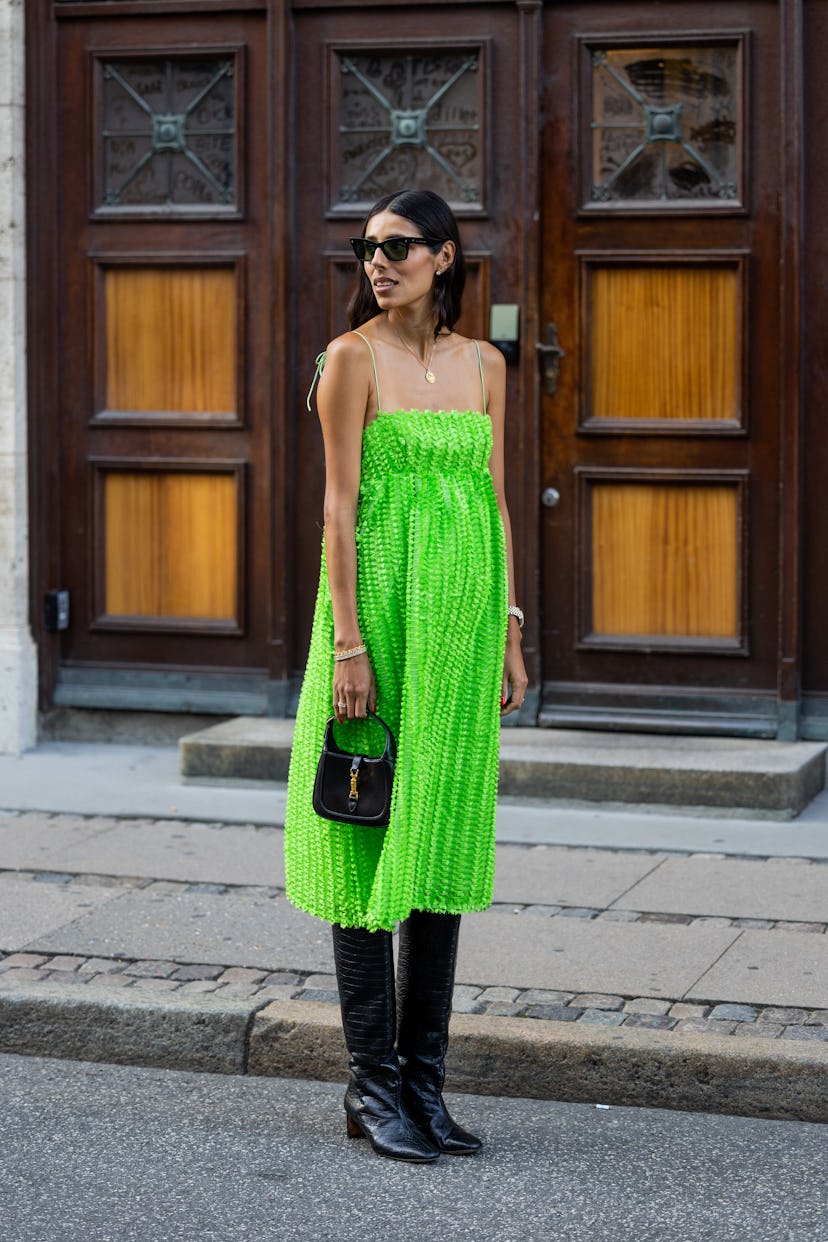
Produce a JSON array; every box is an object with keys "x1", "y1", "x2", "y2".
[
  {"x1": 396, "y1": 911, "x2": 482, "y2": 1155},
  {"x1": 331, "y1": 922, "x2": 439, "y2": 1163}
]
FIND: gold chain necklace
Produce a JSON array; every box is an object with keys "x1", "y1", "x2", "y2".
[{"x1": 393, "y1": 327, "x2": 438, "y2": 384}]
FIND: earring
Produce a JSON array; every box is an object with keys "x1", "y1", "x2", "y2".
[{"x1": 436, "y1": 269, "x2": 443, "y2": 276}]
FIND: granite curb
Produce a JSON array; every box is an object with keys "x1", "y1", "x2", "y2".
[{"x1": 0, "y1": 985, "x2": 825, "y2": 1124}]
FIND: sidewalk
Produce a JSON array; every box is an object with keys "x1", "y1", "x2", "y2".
[{"x1": 0, "y1": 742, "x2": 826, "y2": 1123}]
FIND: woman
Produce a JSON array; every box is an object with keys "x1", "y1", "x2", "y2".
[{"x1": 284, "y1": 189, "x2": 528, "y2": 1163}]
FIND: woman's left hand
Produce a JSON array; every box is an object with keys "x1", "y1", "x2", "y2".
[{"x1": 500, "y1": 635, "x2": 528, "y2": 717}]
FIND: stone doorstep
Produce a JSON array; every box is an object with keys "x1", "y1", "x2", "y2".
[
  {"x1": 180, "y1": 719, "x2": 295, "y2": 785},
  {"x1": 179, "y1": 718, "x2": 827, "y2": 817},
  {"x1": 0, "y1": 987, "x2": 825, "y2": 1125}
]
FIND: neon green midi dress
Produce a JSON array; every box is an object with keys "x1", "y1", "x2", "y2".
[{"x1": 284, "y1": 334, "x2": 508, "y2": 932}]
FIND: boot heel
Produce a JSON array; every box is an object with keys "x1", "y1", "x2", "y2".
[{"x1": 346, "y1": 1114, "x2": 364, "y2": 1139}]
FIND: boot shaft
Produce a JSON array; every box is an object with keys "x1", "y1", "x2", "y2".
[
  {"x1": 396, "y1": 910, "x2": 461, "y2": 1056},
  {"x1": 395, "y1": 912, "x2": 483, "y2": 1155},
  {"x1": 332, "y1": 922, "x2": 396, "y2": 1062}
]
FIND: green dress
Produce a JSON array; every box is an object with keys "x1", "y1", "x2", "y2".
[{"x1": 284, "y1": 334, "x2": 508, "y2": 931}]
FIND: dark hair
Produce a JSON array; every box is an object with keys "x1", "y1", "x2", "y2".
[{"x1": 346, "y1": 189, "x2": 466, "y2": 338}]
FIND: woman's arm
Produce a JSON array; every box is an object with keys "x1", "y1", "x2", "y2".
[
  {"x1": 316, "y1": 335, "x2": 377, "y2": 719},
  {"x1": 481, "y1": 341, "x2": 529, "y2": 718}
]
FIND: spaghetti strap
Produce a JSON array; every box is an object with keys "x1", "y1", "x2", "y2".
[
  {"x1": 473, "y1": 340, "x2": 487, "y2": 417},
  {"x1": 352, "y1": 330, "x2": 382, "y2": 413},
  {"x1": 305, "y1": 332, "x2": 382, "y2": 412}
]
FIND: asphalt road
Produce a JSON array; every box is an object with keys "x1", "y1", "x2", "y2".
[{"x1": 1, "y1": 1055, "x2": 825, "y2": 1242}]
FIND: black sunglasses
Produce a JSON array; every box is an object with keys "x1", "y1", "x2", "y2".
[{"x1": 349, "y1": 236, "x2": 446, "y2": 263}]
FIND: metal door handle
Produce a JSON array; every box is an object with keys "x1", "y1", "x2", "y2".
[
  {"x1": 536, "y1": 324, "x2": 565, "y2": 396},
  {"x1": 541, "y1": 487, "x2": 561, "y2": 509}
]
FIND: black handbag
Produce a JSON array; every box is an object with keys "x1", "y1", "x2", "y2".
[{"x1": 312, "y1": 711, "x2": 396, "y2": 827}]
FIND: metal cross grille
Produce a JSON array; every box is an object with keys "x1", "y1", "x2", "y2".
[
  {"x1": 102, "y1": 58, "x2": 235, "y2": 210},
  {"x1": 337, "y1": 52, "x2": 482, "y2": 207},
  {"x1": 590, "y1": 48, "x2": 739, "y2": 204}
]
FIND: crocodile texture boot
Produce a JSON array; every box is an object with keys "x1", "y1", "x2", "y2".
[
  {"x1": 396, "y1": 911, "x2": 482, "y2": 1155},
  {"x1": 331, "y1": 922, "x2": 439, "y2": 1163}
]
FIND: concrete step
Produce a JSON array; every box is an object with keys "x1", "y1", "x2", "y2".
[{"x1": 179, "y1": 718, "x2": 827, "y2": 819}]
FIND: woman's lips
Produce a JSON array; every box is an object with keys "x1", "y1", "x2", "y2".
[{"x1": 373, "y1": 280, "x2": 397, "y2": 291}]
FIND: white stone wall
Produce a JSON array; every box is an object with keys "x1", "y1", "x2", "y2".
[{"x1": 0, "y1": 0, "x2": 37, "y2": 753}]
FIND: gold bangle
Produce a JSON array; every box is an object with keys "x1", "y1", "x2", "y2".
[{"x1": 334, "y1": 643, "x2": 368, "y2": 662}]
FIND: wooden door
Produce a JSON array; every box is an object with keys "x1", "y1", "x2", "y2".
[
  {"x1": 289, "y1": 1, "x2": 539, "y2": 684},
  {"x1": 35, "y1": 6, "x2": 287, "y2": 716},
  {"x1": 538, "y1": 3, "x2": 785, "y2": 735}
]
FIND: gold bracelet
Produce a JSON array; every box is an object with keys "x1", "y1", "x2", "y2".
[{"x1": 334, "y1": 643, "x2": 368, "y2": 662}]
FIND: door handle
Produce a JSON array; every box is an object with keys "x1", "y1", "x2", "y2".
[
  {"x1": 536, "y1": 324, "x2": 565, "y2": 396},
  {"x1": 541, "y1": 487, "x2": 561, "y2": 509}
]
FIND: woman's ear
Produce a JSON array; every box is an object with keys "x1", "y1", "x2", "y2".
[{"x1": 439, "y1": 240, "x2": 456, "y2": 271}]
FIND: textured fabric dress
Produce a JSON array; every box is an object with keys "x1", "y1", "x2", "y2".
[{"x1": 284, "y1": 334, "x2": 508, "y2": 932}]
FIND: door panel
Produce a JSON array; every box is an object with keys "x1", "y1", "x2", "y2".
[
  {"x1": 583, "y1": 472, "x2": 743, "y2": 645},
  {"x1": 584, "y1": 258, "x2": 744, "y2": 430},
  {"x1": 290, "y1": 7, "x2": 529, "y2": 674},
  {"x1": 50, "y1": 11, "x2": 279, "y2": 714},
  {"x1": 100, "y1": 265, "x2": 239, "y2": 419},
  {"x1": 540, "y1": 4, "x2": 781, "y2": 734},
  {"x1": 98, "y1": 465, "x2": 242, "y2": 628}
]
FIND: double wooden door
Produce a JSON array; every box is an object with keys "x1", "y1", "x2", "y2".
[{"x1": 34, "y1": 0, "x2": 792, "y2": 734}]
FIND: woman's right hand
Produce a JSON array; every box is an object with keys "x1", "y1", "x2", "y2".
[{"x1": 333, "y1": 653, "x2": 377, "y2": 722}]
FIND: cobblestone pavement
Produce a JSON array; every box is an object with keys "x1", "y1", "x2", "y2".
[
  {"x1": 2, "y1": 859, "x2": 827, "y2": 1043},
  {"x1": 1, "y1": 947, "x2": 827, "y2": 1040},
  {"x1": 3, "y1": 808, "x2": 827, "y2": 1044}
]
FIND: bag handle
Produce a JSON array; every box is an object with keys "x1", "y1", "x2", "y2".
[{"x1": 322, "y1": 710, "x2": 396, "y2": 764}]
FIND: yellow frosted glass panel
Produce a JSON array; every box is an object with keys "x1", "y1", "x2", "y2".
[
  {"x1": 591, "y1": 483, "x2": 738, "y2": 637},
  {"x1": 104, "y1": 267, "x2": 235, "y2": 412},
  {"x1": 104, "y1": 472, "x2": 237, "y2": 619},
  {"x1": 589, "y1": 266, "x2": 739, "y2": 421}
]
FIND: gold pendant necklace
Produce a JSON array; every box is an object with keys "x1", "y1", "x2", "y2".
[{"x1": 394, "y1": 327, "x2": 438, "y2": 383}]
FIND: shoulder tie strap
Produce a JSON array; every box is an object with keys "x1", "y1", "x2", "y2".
[
  {"x1": 306, "y1": 351, "x2": 327, "y2": 411},
  {"x1": 474, "y1": 339, "x2": 487, "y2": 417}
]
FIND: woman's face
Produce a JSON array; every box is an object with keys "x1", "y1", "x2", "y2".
[{"x1": 362, "y1": 211, "x2": 454, "y2": 314}]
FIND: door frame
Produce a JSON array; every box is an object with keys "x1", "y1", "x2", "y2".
[{"x1": 777, "y1": 0, "x2": 805, "y2": 740}]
